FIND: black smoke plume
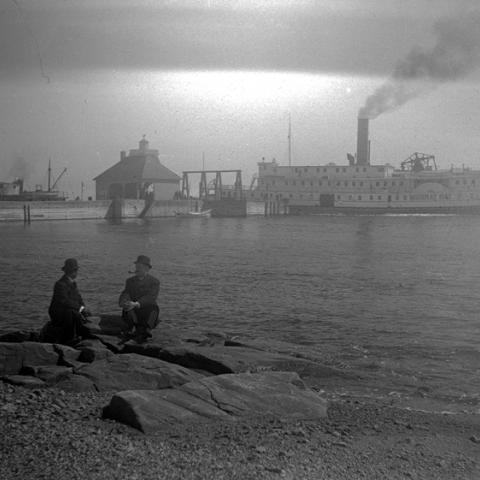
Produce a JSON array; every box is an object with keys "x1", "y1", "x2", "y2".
[
  {"x1": 359, "y1": 14, "x2": 480, "y2": 119},
  {"x1": 8, "y1": 154, "x2": 31, "y2": 182}
]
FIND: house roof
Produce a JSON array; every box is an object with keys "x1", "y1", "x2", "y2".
[{"x1": 94, "y1": 154, "x2": 180, "y2": 183}]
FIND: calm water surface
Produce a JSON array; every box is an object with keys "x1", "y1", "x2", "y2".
[{"x1": 1, "y1": 215, "x2": 480, "y2": 412}]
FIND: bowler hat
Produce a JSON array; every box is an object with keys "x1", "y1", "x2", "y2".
[
  {"x1": 134, "y1": 255, "x2": 152, "y2": 268},
  {"x1": 61, "y1": 258, "x2": 79, "y2": 273}
]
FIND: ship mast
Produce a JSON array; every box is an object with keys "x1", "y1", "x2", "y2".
[
  {"x1": 288, "y1": 114, "x2": 292, "y2": 167},
  {"x1": 48, "y1": 158, "x2": 51, "y2": 192}
]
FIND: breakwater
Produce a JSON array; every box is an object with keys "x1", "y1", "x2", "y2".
[{"x1": 0, "y1": 199, "x2": 199, "y2": 222}]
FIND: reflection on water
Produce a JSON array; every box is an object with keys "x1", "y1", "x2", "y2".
[{"x1": 1, "y1": 214, "x2": 480, "y2": 411}]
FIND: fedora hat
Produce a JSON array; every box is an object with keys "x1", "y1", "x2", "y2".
[
  {"x1": 134, "y1": 255, "x2": 152, "y2": 268},
  {"x1": 61, "y1": 258, "x2": 79, "y2": 273}
]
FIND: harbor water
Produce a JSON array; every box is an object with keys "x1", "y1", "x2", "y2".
[{"x1": 1, "y1": 214, "x2": 480, "y2": 413}]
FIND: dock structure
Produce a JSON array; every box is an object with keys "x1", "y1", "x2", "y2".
[
  {"x1": 181, "y1": 170, "x2": 243, "y2": 201},
  {"x1": 181, "y1": 170, "x2": 246, "y2": 217}
]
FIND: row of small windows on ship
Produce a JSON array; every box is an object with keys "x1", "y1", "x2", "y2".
[
  {"x1": 262, "y1": 192, "x2": 478, "y2": 201},
  {"x1": 260, "y1": 178, "x2": 477, "y2": 188},
  {"x1": 262, "y1": 165, "x2": 380, "y2": 174},
  {"x1": 294, "y1": 166, "x2": 373, "y2": 174}
]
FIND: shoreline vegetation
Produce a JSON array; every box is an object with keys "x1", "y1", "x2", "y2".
[{"x1": 1, "y1": 317, "x2": 479, "y2": 479}]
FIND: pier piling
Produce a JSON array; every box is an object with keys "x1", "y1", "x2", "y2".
[{"x1": 23, "y1": 204, "x2": 31, "y2": 224}]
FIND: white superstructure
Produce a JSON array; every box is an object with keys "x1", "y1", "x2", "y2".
[{"x1": 251, "y1": 157, "x2": 480, "y2": 213}]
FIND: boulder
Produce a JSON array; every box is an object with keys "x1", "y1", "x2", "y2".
[
  {"x1": 89, "y1": 334, "x2": 126, "y2": 353},
  {"x1": 38, "y1": 320, "x2": 63, "y2": 343},
  {"x1": 54, "y1": 344, "x2": 83, "y2": 368},
  {"x1": 75, "y1": 353, "x2": 203, "y2": 391},
  {"x1": 0, "y1": 342, "x2": 59, "y2": 376},
  {"x1": 80, "y1": 316, "x2": 103, "y2": 335},
  {"x1": 99, "y1": 314, "x2": 128, "y2": 334},
  {"x1": 153, "y1": 327, "x2": 227, "y2": 347},
  {"x1": 0, "y1": 330, "x2": 40, "y2": 343},
  {"x1": 37, "y1": 314, "x2": 126, "y2": 345},
  {"x1": 82, "y1": 314, "x2": 128, "y2": 337},
  {"x1": 21, "y1": 365, "x2": 73, "y2": 385},
  {"x1": 75, "y1": 339, "x2": 114, "y2": 363},
  {"x1": 2, "y1": 375, "x2": 47, "y2": 388},
  {"x1": 103, "y1": 371, "x2": 327, "y2": 433},
  {"x1": 54, "y1": 374, "x2": 97, "y2": 392},
  {"x1": 123, "y1": 343, "x2": 344, "y2": 380}
]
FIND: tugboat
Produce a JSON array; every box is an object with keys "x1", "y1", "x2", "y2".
[{"x1": 0, "y1": 160, "x2": 67, "y2": 201}]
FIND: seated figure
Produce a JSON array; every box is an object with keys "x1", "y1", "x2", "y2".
[
  {"x1": 119, "y1": 255, "x2": 160, "y2": 342},
  {"x1": 48, "y1": 258, "x2": 91, "y2": 346}
]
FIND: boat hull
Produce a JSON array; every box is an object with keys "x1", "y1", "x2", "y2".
[
  {"x1": 175, "y1": 209, "x2": 212, "y2": 217},
  {"x1": 288, "y1": 205, "x2": 480, "y2": 215}
]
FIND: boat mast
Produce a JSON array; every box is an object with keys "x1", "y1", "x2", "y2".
[{"x1": 48, "y1": 158, "x2": 51, "y2": 192}]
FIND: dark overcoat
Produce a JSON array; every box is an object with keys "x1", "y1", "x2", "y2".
[
  {"x1": 118, "y1": 274, "x2": 160, "y2": 308},
  {"x1": 48, "y1": 275, "x2": 85, "y2": 321}
]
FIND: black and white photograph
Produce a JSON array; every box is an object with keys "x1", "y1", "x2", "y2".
[{"x1": 1, "y1": 1, "x2": 480, "y2": 478}]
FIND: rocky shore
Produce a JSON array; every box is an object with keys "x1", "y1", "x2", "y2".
[{"x1": 1, "y1": 317, "x2": 479, "y2": 479}]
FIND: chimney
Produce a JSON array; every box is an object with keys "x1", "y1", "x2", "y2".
[
  {"x1": 356, "y1": 117, "x2": 370, "y2": 166},
  {"x1": 139, "y1": 135, "x2": 148, "y2": 153},
  {"x1": 13, "y1": 178, "x2": 24, "y2": 194},
  {"x1": 120, "y1": 150, "x2": 126, "y2": 161}
]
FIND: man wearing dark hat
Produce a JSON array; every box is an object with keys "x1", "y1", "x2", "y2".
[
  {"x1": 48, "y1": 258, "x2": 91, "y2": 346},
  {"x1": 119, "y1": 255, "x2": 160, "y2": 342}
]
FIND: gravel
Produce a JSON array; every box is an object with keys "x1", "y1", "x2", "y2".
[{"x1": 1, "y1": 381, "x2": 479, "y2": 480}]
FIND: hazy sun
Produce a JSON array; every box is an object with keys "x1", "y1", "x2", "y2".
[{"x1": 165, "y1": 70, "x2": 336, "y2": 108}]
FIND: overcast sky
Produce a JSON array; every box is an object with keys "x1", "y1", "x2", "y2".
[{"x1": 1, "y1": 0, "x2": 480, "y2": 198}]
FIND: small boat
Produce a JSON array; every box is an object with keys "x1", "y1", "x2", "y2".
[{"x1": 175, "y1": 209, "x2": 212, "y2": 218}]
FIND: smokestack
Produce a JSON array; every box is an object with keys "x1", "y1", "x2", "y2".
[
  {"x1": 13, "y1": 178, "x2": 24, "y2": 194},
  {"x1": 356, "y1": 117, "x2": 370, "y2": 166}
]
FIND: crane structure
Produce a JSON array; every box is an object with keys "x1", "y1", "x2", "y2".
[
  {"x1": 50, "y1": 168, "x2": 67, "y2": 191},
  {"x1": 181, "y1": 170, "x2": 243, "y2": 200},
  {"x1": 47, "y1": 158, "x2": 67, "y2": 192},
  {"x1": 249, "y1": 174, "x2": 258, "y2": 192},
  {"x1": 400, "y1": 152, "x2": 437, "y2": 173}
]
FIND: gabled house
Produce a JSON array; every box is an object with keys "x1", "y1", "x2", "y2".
[{"x1": 94, "y1": 136, "x2": 180, "y2": 201}]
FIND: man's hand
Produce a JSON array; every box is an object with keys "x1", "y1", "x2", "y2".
[{"x1": 123, "y1": 301, "x2": 139, "y2": 311}]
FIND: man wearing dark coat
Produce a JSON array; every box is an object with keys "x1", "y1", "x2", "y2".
[
  {"x1": 119, "y1": 255, "x2": 160, "y2": 342},
  {"x1": 48, "y1": 258, "x2": 91, "y2": 345}
]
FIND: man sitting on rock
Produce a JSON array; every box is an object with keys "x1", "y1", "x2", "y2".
[
  {"x1": 119, "y1": 255, "x2": 160, "y2": 343},
  {"x1": 48, "y1": 258, "x2": 92, "y2": 346}
]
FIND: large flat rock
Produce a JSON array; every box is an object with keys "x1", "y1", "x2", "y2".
[
  {"x1": 0, "y1": 330, "x2": 40, "y2": 343},
  {"x1": 75, "y1": 353, "x2": 203, "y2": 391},
  {"x1": 90, "y1": 334, "x2": 126, "y2": 353},
  {"x1": 103, "y1": 371, "x2": 327, "y2": 433},
  {"x1": 123, "y1": 343, "x2": 344, "y2": 380},
  {"x1": 76, "y1": 339, "x2": 114, "y2": 363},
  {"x1": 21, "y1": 365, "x2": 73, "y2": 385},
  {"x1": 2, "y1": 375, "x2": 47, "y2": 388},
  {"x1": 84, "y1": 314, "x2": 128, "y2": 336},
  {"x1": 0, "y1": 342, "x2": 60, "y2": 376}
]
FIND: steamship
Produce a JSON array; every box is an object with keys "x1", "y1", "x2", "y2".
[
  {"x1": 0, "y1": 178, "x2": 65, "y2": 201},
  {"x1": 0, "y1": 162, "x2": 67, "y2": 201},
  {"x1": 252, "y1": 118, "x2": 480, "y2": 215}
]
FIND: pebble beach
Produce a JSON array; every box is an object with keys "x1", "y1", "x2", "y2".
[{"x1": 2, "y1": 380, "x2": 479, "y2": 480}]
